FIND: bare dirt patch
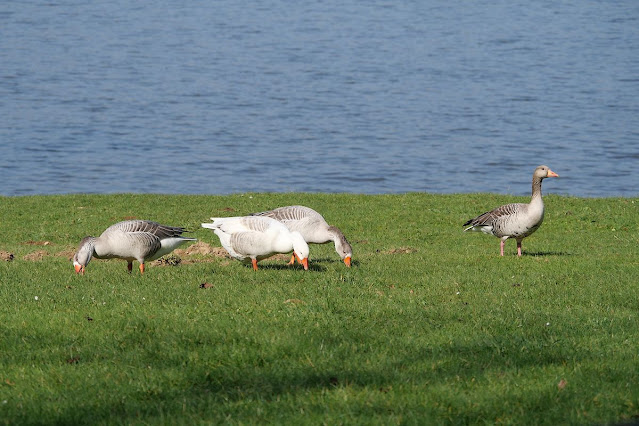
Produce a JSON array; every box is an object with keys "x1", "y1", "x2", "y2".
[
  {"x1": 0, "y1": 251, "x2": 15, "y2": 261},
  {"x1": 269, "y1": 253, "x2": 293, "y2": 262},
  {"x1": 174, "y1": 242, "x2": 229, "y2": 258},
  {"x1": 153, "y1": 254, "x2": 182, "y2": 267},
  {"x1": 56, "y1": 250, "x2": 76, "y2": 261},
  {"x1": 23, "y1": 240, "x2": 52, "y2": 246},
  {"x1": 152, "y1": 242, "x2": 231, "y2": 266},
  {"x1": 23, "y1": 250, "x2": 50, "y2": 261},
  {"x1": 383, "y1": 247, "x2": 417, "y2": 255}
]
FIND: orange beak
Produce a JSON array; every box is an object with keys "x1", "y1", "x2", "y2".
[
  {"x1": 74, "y1": 264, "x2": 84, "y2": 275},
  {"x1": 293, "y1": 253, "x2": 309, "y2": 270},
  {"x1": 547, "y1": 169, "x2": 559, "y2": 178},
  {"x1": 343, "y1": 256, "x2": 352, "y2": 267}
]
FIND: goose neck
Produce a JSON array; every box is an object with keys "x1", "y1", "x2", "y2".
[{"x1": 531, "y1": 177, "x2": 544, "y2": 201}]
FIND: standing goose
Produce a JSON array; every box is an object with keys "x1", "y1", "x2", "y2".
[
  {"x1": 73, "y1": 220, "x2": 196, "y2": 275},
  {"x1": 463, "y1": 165, "x2": 559, "y2": 256},
  {"x1": 250, "y1": 205, "x2": 352, "y2": 267},
  {"x1": 201, "y1": 216, "x2": 309, "y2": 271}
]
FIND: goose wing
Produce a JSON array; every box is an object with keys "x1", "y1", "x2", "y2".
[
  {"x1": 104, "y1": 220, "x2": 188, "y2": 239},
  {"x1": 229, "y1": 230, "x2": 275, "y2": 257},
  {"x1": 125, "y1": 231, "x2": 163, "y2": 259},
  {"x1": 464, "y1": 203, "x2": 525, "y2": 228}
]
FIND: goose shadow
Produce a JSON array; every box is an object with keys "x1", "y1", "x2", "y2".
[
  {"x1": 239, "y1": 256, "x2": 357, "y2": 271},
  {"x1": 522, "y1": 251, "x2": 572, "y2": 257},
  {"x1": 241, "y1": 262, "x2": 327, "y2": 272},
  {"x1": 306, "y1": 257, "x2": 360, "y2": 268}
]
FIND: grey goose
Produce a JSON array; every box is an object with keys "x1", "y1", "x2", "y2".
[
  {"x1": 464, "y1": 165, "x2": 559, "y2": 256},
  {"x1": 73, "y1": 220, "x2": 196, "y2": 274}
]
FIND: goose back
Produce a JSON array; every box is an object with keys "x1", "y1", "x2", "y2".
[{"x1": 251, "y1": 205, "x2": 329, "y2": 242}]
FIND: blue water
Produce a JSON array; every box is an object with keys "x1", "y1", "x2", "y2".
[{"x1": 1, "y1": 1, "x2": 638, "y2": 197}]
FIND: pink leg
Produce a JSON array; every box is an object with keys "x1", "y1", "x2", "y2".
[
  {"x1": 517, "y1": 241, "x2": 522, "y2": 257},
  {"x1": 500, "y1": 240, "x2": 505, "y2": 256}
]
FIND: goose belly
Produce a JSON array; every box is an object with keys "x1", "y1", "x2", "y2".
[
  {"x1": 94, "y1": 243, "x2": 135, "y2": 261},
  {"x1": 494, "y1": 215, "x2": 543, "y2": 238},
  {"x1": 146, "y1": 238, "x2": 190, "y2": 261},
  {"x1": 94, "y1": 251, "x2": 135, "y2": 262}
]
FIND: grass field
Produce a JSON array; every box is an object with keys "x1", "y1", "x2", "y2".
[{"x1": 1, "y1": 192, "x2": 638, "y2": 425}]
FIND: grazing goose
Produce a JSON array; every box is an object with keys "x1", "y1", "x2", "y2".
[
  {"x1": 201, "y1": 216, "x2": 309, "y2": 271},
  {"x1": 463, "y1": 165, "x2": 559, "y2": 256},
  {"x1": 250, "y1": 205, "x2": 352, "y2": 267},
  {"x1": 73, "y1": 220, "x2": 196, "y2": 275}
]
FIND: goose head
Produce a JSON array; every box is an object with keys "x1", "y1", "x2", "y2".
[
  {"x1": 290, "y1": 231, "x2": 309, "y2": 270},
  {"x1": 328, "y1": 226, "x2": 353, "y2": 267},
  {"x1": 336, "y1": 236, "x2": 353, "y2": 267},
  {"x1": 73, "y1": 236, "x2": 95, "y2": 275},
  {"x1": 535, "y1": 165, "x2": 559, "y2": 179}
]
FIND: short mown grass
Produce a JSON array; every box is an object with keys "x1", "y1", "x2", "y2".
[{"x1": 1, "y1": 193, "x2": 638, "y2": 425}]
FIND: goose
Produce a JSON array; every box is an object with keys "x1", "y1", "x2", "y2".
[
  {"x1": 250, "y1": 205, "x2": 352, "y2": 267},
  {"x1": 463, "y1": 165, "x2": 559, "y2": 256},
  {"x1": 201, "y1": 216, "x2": 309, "y2": 271},
  {"x1": 73, "y1": 220, "x2": 196, "y2": 275}
]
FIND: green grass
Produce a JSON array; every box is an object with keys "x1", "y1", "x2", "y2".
[{"x1": 1, "y1": 193, "x2": 638, "y2": 425}]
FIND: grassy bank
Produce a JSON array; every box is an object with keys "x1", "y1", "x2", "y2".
[{"x1": 1, "y1": 193, "x2": 638, "y2": 425}]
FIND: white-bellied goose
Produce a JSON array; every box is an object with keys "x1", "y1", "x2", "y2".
[
  {"x1": 250, "y1": 205, "x2": 352, "y2": 267},
  {"x1": 73, "y1": 220, "x2": 196, "y2": 274},
  {"x1": 201, "y1": 216, "x2": 309, "y2": 271},
  {"x1": 463, "y1": 165, "x2": 559, "y2": 256}
]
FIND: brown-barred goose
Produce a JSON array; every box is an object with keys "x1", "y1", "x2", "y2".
[
  {"x1": 73, "y1": 220, "x2": 196, "y2": 274},
  {"x1": 250, "y1": 205, "x2": 352, "y2": 267},
  {"x1": 201, "y1": 216, "x2": 309, "y2": 271},
  {"x1": 463, "y1": 165, "x2": 559, "y2": 256}
]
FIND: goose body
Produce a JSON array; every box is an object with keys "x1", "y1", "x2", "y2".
[
  {"x1": 250, "y1": 205, "x2": 352, "y2": 267},
  {"x1": 464, "y1": 165, "x2": 559, "y2": 256},
  {"x1": 73, "y1": 220, "x2": 196, "y2": 274},
  {"x1": 201, "y1": 216, "x2": 309, "y2": 270}
]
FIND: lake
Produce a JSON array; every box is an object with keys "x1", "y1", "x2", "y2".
[{"x1": 1, "y1": 1, "x2": 638, "y2": 197}]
